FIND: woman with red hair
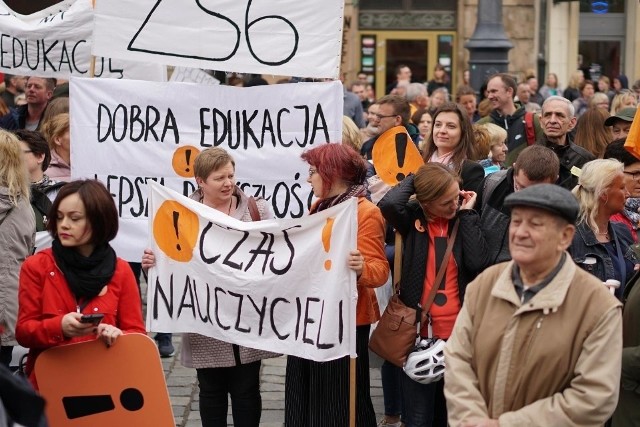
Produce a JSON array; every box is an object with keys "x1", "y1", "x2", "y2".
[{"x1": 285, "y1": 143, "x2": 389, "y2": 426}]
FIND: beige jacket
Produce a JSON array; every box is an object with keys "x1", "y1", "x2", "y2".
[
  {"x1": 445, "y1": 256, "x2": 622, "y2": 426},
  {"x1": 0, "y1": 190, "x2": 35, "y2": 346}
]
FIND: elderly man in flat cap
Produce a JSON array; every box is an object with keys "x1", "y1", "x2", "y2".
[{"x1": 444, "y1": 184, "x2": 622, "y2": 427}]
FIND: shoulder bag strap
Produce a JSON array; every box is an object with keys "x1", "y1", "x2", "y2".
[
  {"x1": 247, "y1": 196, "x2": 260, "y2": 221},
  {"x1": 420, "y1": 219, "x2": 460, "y2": 310},
  {"x1": 392, "y1": 230, "x2": 402, "y2": 294}
]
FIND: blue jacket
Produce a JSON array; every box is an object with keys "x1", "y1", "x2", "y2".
[{"x1": 569, "y1": 221, "x2": 637, "y2": 297}]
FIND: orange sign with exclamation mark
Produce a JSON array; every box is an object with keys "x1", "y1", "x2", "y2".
[
  {"x1": 372, "y1": 126, "x2": 423, "y2": 185},
  {"x1": 322, "y1": 217, "x2": 335, "y2": 270},
  {"x1": 153, "y1": 201, "x2": 199, "y2": 262},
  {"x1": 172, "y1": 146, "x2": 201, "y2": 178}
]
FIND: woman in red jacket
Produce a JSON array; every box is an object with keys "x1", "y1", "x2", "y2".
[
  {"x1": 285, "y1": 143, "x2": 390, "y2": 426},
  {"x1": 16, "y1": 180, "x2": 145, "y2": 388}
]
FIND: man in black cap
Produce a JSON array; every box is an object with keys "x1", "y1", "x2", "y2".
[
  {"x1": 605, "y1": 106, "x2": 637, "y2": 142},
  {"x1": 445, "y1": 184, "x2": 622, "y2": 426}
]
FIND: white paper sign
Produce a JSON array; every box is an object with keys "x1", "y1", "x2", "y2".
[
  {"x1": 70, "y1": 77, "x2": 343, "y2": 261},
  {"x1": 169, "y1": 67, "x2": 220, "y2": 85},
  {"x1": 0, "y1": 0, "x2": 166, "y2": 80},
  {"x1": 92, "y1": 0, "x2": 343, "y2": 79},
  {"x1": 147, "y1": 182, "x2": 357, "y2": 361}
]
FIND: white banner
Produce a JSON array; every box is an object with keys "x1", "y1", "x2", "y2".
[
  {"x1": 92, "y1": 0, "x2": 343, "y2": 79},
  {"x1": 0, "y1": 0, "x2": 166, "y2": 80},
  {"x1": 147, "y1": 182, "x2": 357, "y2": 361},
  {"x1": 70, "y1": 77, "x2": 343, "y2": 261}
]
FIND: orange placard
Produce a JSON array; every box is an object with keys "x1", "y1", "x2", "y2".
[
  {"x1": 153, "y1": 200, "x2": 200, "y2": 262},
  {"x1": 624, "y1": 108, "x2": 640, "y2": 160},
  {"x1": 172, "y1": 145, "x2": 201, "y2": 178},
  {"x1": 35, "y1": 334, "x2": 173, "y2": 427},
  {"x1": 371, "y1": 126, "x2": 423, "y2": 185}
]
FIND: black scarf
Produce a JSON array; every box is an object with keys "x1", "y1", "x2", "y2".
[
  {"x1": 52, "y1": 238, "x2": 117, "y2": 300},
  {"x1": 310, "y1": 184, "x2": 367, "y2": 214}
]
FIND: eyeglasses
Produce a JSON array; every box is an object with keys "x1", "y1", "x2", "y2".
[
  {"x1": 371, "y1": 113, "x2": 398, "y2": 120},
  {"x1": 624, "y1": 170, "x2": 640, "y2": 181},
  {"x1": 308, "y1": 168, "x2": 317, "y2": 178}
]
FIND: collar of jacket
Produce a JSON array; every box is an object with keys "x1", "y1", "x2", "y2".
[
  {"x1": 576, "y1": 221, "x2": 616, "y2": 247},
  {"x1": 542, "y1": 133, "x2": 574, "y2": 154},
  {"x1": 490, "y1": 253, "x2": 576, "y2": 315}
]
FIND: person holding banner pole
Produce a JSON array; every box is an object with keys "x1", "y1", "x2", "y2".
[
  {"x1": 285, "y1": 143, "x2": 389, "y2": 427},
  {"x1": 142, "y1": 147, "x2": 278, "y2": 427},
  {"x1": 378, "y1": 163, "x2": 490, "y2": 427}
]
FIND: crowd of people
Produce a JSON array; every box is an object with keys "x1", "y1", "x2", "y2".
[{"x1": 0, "y1": 65, "x2": 639, "y2": 427}]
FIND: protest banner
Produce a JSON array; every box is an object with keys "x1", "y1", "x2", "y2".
[
  {"x1": 169, "y1": 67, "x2": 220, "y2": 85},
  {"x1": 70, "y1": 77, "x2": 343, "y2": 261},
  {"x1": 92, "y1": 0, "x2": 343, "y2": 79},
  {"x1": 147, "y1": 182, "x2": 358, "y2": 361},
  {"x1": 0, "y1": 0, "x2": 166, "y2": 80}
]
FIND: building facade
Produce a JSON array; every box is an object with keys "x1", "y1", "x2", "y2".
[{"x1": 343, "y1": 0, "x2": 639, "y2": 95}]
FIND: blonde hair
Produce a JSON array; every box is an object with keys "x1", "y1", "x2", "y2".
[
  {"x1": 0, "y1": 130, "x2": 30, "y2": 205},
  {"x1": 40, "y1": 113, "x2": 70, "y2": 151},
  {"x1": 341, "y1": 116, "x2": 363, "y2": 151},
  {"x1": 568, "y1": 70, "x2": 584, "y2": 89},
  {"x1": 477, "y1": 123, "x2": 507, "y2": 158},
  {"x1": 610, "y1": 91, "x2": 638, "y2": 115},
  {"x1": 572, "y1": 159, "x2": 623, "y2": 234},
  {"x1": 589, "y1": 92, "x2": 609, "y2": 109},
  {"x1": 193, "y1": 147, "x2": 235, "y2": 180}
]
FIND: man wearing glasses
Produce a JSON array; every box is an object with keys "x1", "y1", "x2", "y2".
[{"x1": 360, "y1": 95, "x2": 415, "y2": 161}]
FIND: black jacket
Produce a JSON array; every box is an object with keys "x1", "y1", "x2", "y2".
[
  {"x1": 478, "y1": 168, "x2": 514, "y2": 265},
  {"x1": 378, "y1": 175, "x2": 490, "y2": 310},
  {"x1": 538, "y1": 135, "x2": 594, "y2": 190}
]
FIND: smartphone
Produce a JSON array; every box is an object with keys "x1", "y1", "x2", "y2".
[{"x1": 80, "y1": 313, "x2": 105, "y2": 325}]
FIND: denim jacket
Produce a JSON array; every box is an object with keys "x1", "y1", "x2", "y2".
[{"x1": 569, "y1": 221, "x2": 637, "y2": 293}]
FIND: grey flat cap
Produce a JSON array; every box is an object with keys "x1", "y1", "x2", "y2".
[
  {"x1": 604, "y1": 107, "x2": 637, "y2": 126},
  {"x1": 504, "y1": 184, "x2": 579, "y2": 224}
]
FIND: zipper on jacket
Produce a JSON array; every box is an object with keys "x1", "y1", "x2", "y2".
[{"x1": 512, "y1": 314, "x2": 545, "y2": 398}]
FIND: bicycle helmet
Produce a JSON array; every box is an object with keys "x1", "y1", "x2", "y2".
[{"x1": 403, "y1": 338, "x2": 446, "y2": 384}]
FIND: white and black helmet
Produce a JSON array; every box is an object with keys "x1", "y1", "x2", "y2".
[{"x1": 403, "y1": 338, "x2": 446, "y2": 384}]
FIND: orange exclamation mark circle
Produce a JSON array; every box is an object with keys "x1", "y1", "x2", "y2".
[
  {"x1": 322, "y1": 217, "x2": 335, "y2": 270},
  {"x1": 172, "y1": 146, "x2": 201, "y2": 178}
]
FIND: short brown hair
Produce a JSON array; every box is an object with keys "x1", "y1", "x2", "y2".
[
  {"x1": 193, "y1": 148, "x2": 235, "y2": 181},
  {"x1": 377, "y1": 95, "x2": 411, "y2": 124},
  {"x1": 489, "y1": 73, "x2": 517, "y2": 99},
  {"x1": 513, "y1": 145, "x2": 559, "y2": 182},
  {"x1": 455, "y1": 85, "x2": 476, "y2": 102},
  {"x1": 47, "y1": 180, "x2": 119, "y2": 245}
]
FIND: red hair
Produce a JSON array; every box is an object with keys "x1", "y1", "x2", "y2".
[{"x1": 301, "y1": 143, "x2": 367, "y2": 198}]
